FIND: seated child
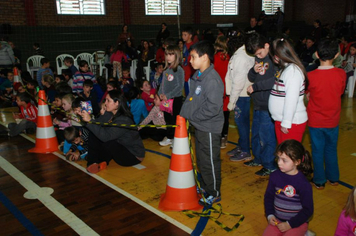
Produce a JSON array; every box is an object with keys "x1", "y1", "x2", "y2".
[
  {"x1": 54, "y1": 74, "x2": 65, "y2": 85},
  {"x1": 335, "y1": 186, "x2": 356, "y2": 236},
  {"x1": 62, "y1": 69, "x2": 73, "y2": 88},
  {"x1": 63, "y1": 56, "x2": 78, "y2": 76},
  {"x1": 8, "y1": 93, "x2": 37, "y2": 137},
  {"x1": 41, "y1": 74, "x2": 56, "y2": 103},
  {"x1": 140, "y1": 80, "x2": 156, "y2": 112},
  {"x1": 150, "y1": 63, "x2": 164, "y2": 89},
  {"x1": 63, "y1": 126, "x2": 89, "y2": 161},
  {"x1": 138, "y1": 93, "x2": 167, "y2": 141},
  {"x1": 80, "y1": 79, "x2": 100, "y2": 116},
  {"x1": 100, "y1": 81, "x2": 119, "y2": 104},
  {"x1": 51, "y1": 93, "x2": 66, "y2": 128},
  {"x1": 127, "y1": 87, "x2": 148, "y2": 124},
  {"x1": 73, "y1": 60, "x2": 96, "y2": 94},
  {"x1": 119, "y1": 68, "x2": 134, "y2": 95},
  {"x1": 36, "y1": 58, "x2": 54, "y2": 89},
  {"x1": 53, "y1": 94, "x2": 75, "y2": 143}
]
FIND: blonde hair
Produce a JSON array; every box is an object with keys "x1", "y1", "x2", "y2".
[
  {"x1": 164, "y1": 45, "x2": 181, "y2": 72},
  {"x1": 42, "y1": 74, "x2": 54, "y2": 85},
  {"x1": 214, "y1": 35, "x2": 228, "y2": 59},
  {"x1": 62, "y1": 94, "x2": 74, "y2": 105},
  {"x1": 344, "y1": 186, "x2": 356, "y2": 220}
]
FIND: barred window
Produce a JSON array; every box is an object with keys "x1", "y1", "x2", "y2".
[
  {"x1": 56, "y1": 0, "x2": 105, "y2": 15},
  {"x1": 145, "y1": 0, "x2": 180, "y2": 15},
  {"x1": 211, "y1": 0, "x2": 238, "y2": 15},
  {"x1": 262, "y1": 0, "x2": 284, "y2": 15}
]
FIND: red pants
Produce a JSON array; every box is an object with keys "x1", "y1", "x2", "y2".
[
  {"x1": 274, "y1": 121, "x2": 306, "y2": 144},
  {"x1": 263, "y1": 222, "x2": 308, "y2": 236}
]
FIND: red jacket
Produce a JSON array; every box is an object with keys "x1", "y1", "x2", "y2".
[
  {"x1": 214, "y1": 51, "x2": 230, "y2": 111},
  {"x1": 19, "y1": 103, "x2": 38, "y2": 123}
]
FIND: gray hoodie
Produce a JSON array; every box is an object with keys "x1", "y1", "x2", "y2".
[
  {"x1": 180, "y1": 64, "x2": 224, "y2": 133},
  {"x1": 0, "y1": 41, "x2": 15, "y2": 66}
]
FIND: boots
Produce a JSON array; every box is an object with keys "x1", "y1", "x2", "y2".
[{"x1": 220, "y1": 135, "x2": 228, "y2": 149}]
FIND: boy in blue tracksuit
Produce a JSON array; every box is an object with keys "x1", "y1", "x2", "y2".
[{"x1": 180, "y1": 41, "x2": 224, "y2": 206}]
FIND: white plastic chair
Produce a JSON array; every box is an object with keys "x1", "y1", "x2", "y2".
[
  {"x1": 91, "y1": 51, "x2": 107, "y2": 79},
  {"x1": 56, "y1": 54, "x2": 74, "y2": 75},
  {"x1": 75, "y1": 53, "x2": 94, "y2": 70},
  {"x1": 130, "y1": 59, "x2": 138, "y2": 81},
  {"x1": 143, "y1": 59, "x2": 155, "y2": 81},
  {"x1": 347, "y1": 76, "x2": 355, "y2": 98},
  {"x1": 26, "y1": 55, "x2": 44, "y2": 78}
]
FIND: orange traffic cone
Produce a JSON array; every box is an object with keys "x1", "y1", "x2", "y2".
[
  {"x1": 158, "y1": 115, "x2": 202, "y2": 211},
  {"x1": 28, "y1": 90, "x2": 59, "y2": 153},
  {"x1": 13, "y1": 67, "x2": 22, "y2": 95}
]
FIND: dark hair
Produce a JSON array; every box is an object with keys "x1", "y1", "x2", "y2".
[
  {"x1": 33, "y1": 43, "x2": 40, "y2": 48},
  {"x1": 64, "y1": 57, "x2": 74, "y2": 65},
  {"x1": 162, "y1": 22, "x2": 167, "y2": 27},
  {"x1": 127, "y1": 87, "x2": 140, "y2": 101},
  {"x1": 27, "y1": 79, "x2": 38, "y2": 87},
  {"x1": 72, "y1": 97, "x2": 85, "y2": 109},
  {"x1": 55, "y1": 82, "x2": 72, "y2": 94},
  {"x1": 343, "y1": 186, "x2": 356, "y2": 220},
  {"x1": 62, "y1": 69, "x2": 72, "y2": 78},
  {"x1": 107, "y1": 90, "x2": 133, "y2": 120},
  {"x1": 21, "y1": 71, "x2": 33, "y2": 83},
  {"x1": 306, "y1": 36, "x2": 315, "y2": 42},
  {"x1": 182, "y1": 27, "x2": 193, "y2": 36},
  {"x1": 83, "y1": 79, "x2": 94, "y2": 88},
  {"x1": 40, "y1": 58, "x2": 50, "y2": 65},
  {"x1": 79, "y1": 60, "x2": 89, "y2": 69},
  {"x1": 190, "y1": 40, "x2": 214, "y2": 62},
  {"x1": 245, "y1": 32, "x2": 269, "y2": 55},
  {"x1": 115, "y1": 43, "x2": 124, "y2": 53},
  {"x1": 105, "y1": 45, "x2": 112, "y2": 55},
  {"x1": 227, "y1": 29, "x2": 245, "y2": 55},
  {"x1": 314, "y1": 19, "x2": 321, "y2": 26},
  {"x1": 317, "y1": 38, "x2": 339, "y2": 61},
  {"x1": 164, "y1": 37, "x2": 176, "y2": 47},
  {"x1": 55, "y1": 74, "x2": 65, "y2": 82},
  {"x1": 269, "y1": 38, "x2": 308, "y2": 90},
  {"x1": 275, "y1": 139, "x2": 313, "y2": 177},
  {"x1": 17, "y1": 92, "x2": 31, "y2": 104},
  {"x1": 345, "y1": 43, "x2": 356, "y2": 60},
  {"x1": 64, "y1": 126, "x2": 80, "y2": 143},
  {"x1": 107, "y1": 81, "x2": 119, "y2": 90}
]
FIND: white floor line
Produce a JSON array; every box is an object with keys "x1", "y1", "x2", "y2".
[
  {"x1": 0, "y1": 122, "x2": 193, "y2": 234},
  {"x1": 0, "y1": 155, "x2": 99, "y2": 236}
]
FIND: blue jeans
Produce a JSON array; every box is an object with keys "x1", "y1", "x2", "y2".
[
  {"x1": 309, "y1": 126, "x2": 339, "y2": 184},
  {"x1": 251, "y1": 110, "x2": 277, "y2": 170},
  {"x1": 234, "y1": 97, "x2": 251, "y2": 153}
]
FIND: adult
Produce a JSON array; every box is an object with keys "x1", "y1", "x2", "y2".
[
  {"x1": 118, "y1": 25, "x2": 134, "y2": 44},
  {"x1": 156, "y1": 23, "x2": 170, "y2": 45},
  {"x1": 245, "y1": 17, "x2": 261, "y2": 35},
  {"x1": 81, "y1": 90, "x2": 145, "y2": 174},
  {"x1": 0, "y1": 39, "x2": 15, "y2": 70},
  {"x1": 311, "y1": 20, "x2": 322, "y2": 45},
  {"x1": 275, "y1": 7, "x2": 284, "y2": 33},
  {"x1": 136, "y1": 40, "x2": 154, "y2": 81},
  {"x1": 8, "y1": 41, "x2": 21, "y2": 70}
]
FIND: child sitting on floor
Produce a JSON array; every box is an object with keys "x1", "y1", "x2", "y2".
[
  {"x1": 140, "y1": 80, "x2": 156, "y2": 112},
  {"x1": 63, "y1": 126, "x2": 89, "y2": 161},
  {"x1": 335, "y1": 186, "x2": 356, "y2": 236},
  {"x1": 127, "y1": 87, "x2": 148, "y2": 124}
]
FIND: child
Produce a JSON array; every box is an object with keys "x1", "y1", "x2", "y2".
[
  {"x1": 63, "y1": 126, "x2": 89, "y2": 161},
  {"x1": 335, "y1": 186, "x2": 356, "y2": 236},
  {"x1": 263, "y1": 139, "x2": 313, "y2": 236},
  {"x1": 119, "y1": 68, "x2": 134, "y2": 95},
  {"x1": 51, "y1": 93, "x2": 66, "y2": 127},
  {"x1": 8, "y1": 93, "x2": 37, "y2": 137},
  {"x1": 225, "y1": 30, "x2": 255, "y2": 161},
  {"x1": 54, "y1": 74, "x2": 65, "y2": 85},
  {"x1": 36, "y1": 58, "x2": 54, "y2": 89},
  {"x1": 268, "y1": 38, "x2": 308, "y2": 144},
  {"x1": 127, "y1": 87, "x2": 148, "y2": 124},
  {"x1": 150, "y1": 63, "x2": 164, "y2": 89},
  {"x1": 342, "y1": 42, "x2": 356, "y2": 88},
  {"x1": 158, "y1": 45, "x2": 184, "y2": 147},
  {"x1": 100, "y1": 81, "x2": 118, "y2": 104},
  {"x1": 140, "y1": 80, "x2": 156, "y2": 112},
  {"x1": 0, "y1": 70, "x2": 15, "y2": 108},
  {"x1": 53, "y1": 94, "x2": 75, "y2": 143},
  {"x1": 307, "y1": 38, "x2": 346, "y2": 189},
  {"x1": 41, "y1": 74, "x2": 56, "y2": 103},
  {"x1": 180, "y1": 40, "x2": 224, "y2": 205},
  {"x1": 63, "y1": 56, "x2": 78, "y2": 76},
  {"x1": 73, "y1": 60, "x2": 96, "y2": 94},
  {"x1": 244, "y1": 33, "x2": 278, "y2": 177},
  {"x1": 62, "y1": 69, "x2": 73, "y2": 88},
  {"x1": 138, "y1": 93, "x2": 167, "y2": 141},
  {"x1": 110, "y1": 43, "x2": 128, "y2": 79},
  {"x1": 213, "y1": 35, "x2": 230, "y2": 148},
  {"x1": 80, "y1": 79, "x2": 100, "y2": 116},
  {"x1": 181, "y1": 27, "x2": 195, "y2": 96}
]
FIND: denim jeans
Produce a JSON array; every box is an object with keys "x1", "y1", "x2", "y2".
[
  {"x1": 309, "y1": 126, "x2": 339, "y2": 184},
  {"x1": 251, "y1": 110, "x2": 277, "y2": 170},
  {"x1": 234, "y1": 97, "x2": 251, "y2": 153}
]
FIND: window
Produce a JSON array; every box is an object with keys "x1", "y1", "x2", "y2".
[
  {"x1": 56, "y1": 0, "x2": 105, "y2": 15},
  {"x1": 211, "y1": 0, "x2": 238, "y2": 15},
  {"x1": 262, "y1": 0, "x2": 284, "y2": 15},
  {"x1": 145, "y1": 0, "x2": 180, "y2": 15}
]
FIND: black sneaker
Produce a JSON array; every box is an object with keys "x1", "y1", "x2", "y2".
[
  {"x1": 311, "y1": 180, "x2": 325, "y2": 190},
  {"x1": 255, "y1": 167, "x2": 275, "y2": 177},
  {"x1": 244, "y1": 160, "x2": 262, "y2": 167},
  {"x1": 226, "y1": 146, "x2": 241, "y2": 156}
]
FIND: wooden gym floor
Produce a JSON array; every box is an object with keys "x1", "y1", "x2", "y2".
[{"x1": 0, "y1": 95, "x2": 355, "y2": 235}]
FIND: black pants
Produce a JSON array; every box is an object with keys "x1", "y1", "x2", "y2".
[
  {"x1": 163, "y1": 96, "x2": 183, "y2": 139},
  {"x1": 139, "y1": 123, "x2": 167, "y2": 141},
  {"x1": 87, "y1": 133, "x2": 141, "y2": 167},
  {"x1": 222, "y1": 110, "x2": 230, "y2": 137}
]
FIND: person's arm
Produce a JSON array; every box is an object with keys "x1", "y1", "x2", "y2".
[
  {"x1": 164, "y1": 68, "x2": 185, "y2": 99},
  {"x1": 251, "y1": 75, "x2": 276, "y2": 92},
  {"x1": 334, "y1": 212, "x2": 351, "y2": 236},
  {"x1": 138, "y1": 107, "x2": 156, "y2": 129},
  {"x1": 7, "y1": 47, "x2": 15, "y2": 64},
  {"x1": 248, "y1": 66, "x2": 258, "y2": 82},
  {"x1": 264, "y1": 175, "x2": 276, "y2": 219}
]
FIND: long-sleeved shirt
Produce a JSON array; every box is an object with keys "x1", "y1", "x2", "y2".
[
  {"x1": 129, "y1": 99, "x2": 148, "y2": 124},
  {"x1": 69, "y1": 128, "x2": 89, "y2": 156},
  {"x1": 264, "y1": 170, "x2": 313, "y2": 229},
  {"x1": 0, "y1": 41, "x2": 15, "y2": 66},
  {"x1": 73, "y1": 71, "x2": 96, "y2": 94},
  {"x1": 334, "y1": 210, "x2": 356, "y2": 236},
  {"x1": 110, "y1": 51, "x2": 128, "y2": 64},
  {"x1": 19, "y1": 103, "x2": 38, "y2": 123},
  {"x1": 158, "y1": 66, "x2": 184, "y2": 99},
  {"x1": 36, "y1": 67, "x2": 54, "y2": 89},
  {"x1": 225, "y1": 45, "x2": 254, "y2": 110},
  {"x1": 141, "y1": 88, "x2": 156, "y2": 112},
  {"x1": 268, "y1": 63, "x2": 308, "y2": 128}
]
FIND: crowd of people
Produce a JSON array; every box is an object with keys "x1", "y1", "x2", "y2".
[{"x1": 0, "y1": 18, "x2": 356, "y2": 235}]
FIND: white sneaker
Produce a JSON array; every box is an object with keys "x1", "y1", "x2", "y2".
[
  {"x1": 159, "y1": 137, "x2": 173, "y2": 146},
  {"x1": 170, "y1": 140, "x2": 174, "y2": 149}
]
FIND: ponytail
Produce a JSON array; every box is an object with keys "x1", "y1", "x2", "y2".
[{"x1": 298, "y1": 150, "x2": 313, "y2": 177}]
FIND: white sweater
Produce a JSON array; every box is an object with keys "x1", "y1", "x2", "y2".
[
  {"x1": 225, "y1": 45, "x2": 255, "y2": 109},
  {"x1": 268, "y1": 64, "x2": 308, "y2": 128}
]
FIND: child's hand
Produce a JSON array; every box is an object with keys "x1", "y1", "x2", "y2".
[
  {"x1": 53, "y1": 118, "x2": 60, "y2": 125},
  {"x1": 70, "y1": 150, "x2": 80, "y2": 161},
  {"x1": 12, "y1": 112, "x2": 20, "y2": 119},
  {"x1": 268, "y1": 216, "x2": 279, "y2": 226},
  {"x1": 281, "y1": 126, "x2": 289, "y2": 134},
  {"x1": 247, "y1": 85, "x2": 254, "y2": 94},
  {"x1": 276, "y1": 222, "x2": 291, "y2": 232},
  {"x1": 254, "y1": 62, "x2": 263, "y2": 73},
  {"x1": 160, "y1": 94, "x2": 167, "y2": 101},
  {"x1": 81, "y1": 110, "x2": 91, "y2": 122}
]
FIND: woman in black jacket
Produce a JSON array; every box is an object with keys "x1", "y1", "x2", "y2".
[{"x1": 81, "y1": 90, "x2": 145, "y2": 173}]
